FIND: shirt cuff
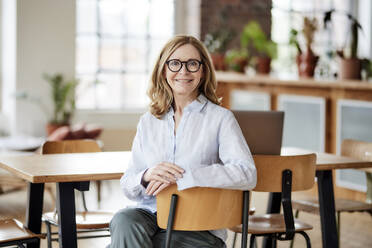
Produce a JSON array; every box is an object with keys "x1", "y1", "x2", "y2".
[
  {"x1": 131, "y1": 169, "x2": 147, "y2": 195},
  {"x1": 176, "y1": 170, "x2": 196, "y2": 191}
]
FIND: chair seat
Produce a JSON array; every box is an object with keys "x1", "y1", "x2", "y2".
[
  {"x1": 0, "y1": 219, "x2": 44, "y2": 243},
  {"x1": 229, "y1": 214, "x2": 313, "y2": 234},
  {"x1": 292, "y1": 198, "x2": 372, "y2": 214},
  {"x1": 43, "y1": 211, "x2": 114, "y2": 229}
]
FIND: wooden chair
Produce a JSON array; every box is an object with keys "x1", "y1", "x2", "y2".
[
  {"x1": 41, "y1": 140, "x2": 114, "y2": 248},
  {"x1": 157, "y1": 185, "x2": 250, "y2": 248},
  {"x1": 229, "y1": 154, "x2": 316, "y2": 248},
  {"x1": 290, "y1": 139, "x2": 372, "y2": 247},
  {"x1": 0, "y1": 218, "x2": 44, "y2": 247}
]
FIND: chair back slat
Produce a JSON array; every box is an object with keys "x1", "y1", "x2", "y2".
[
  {"x1": 42, "y1": 140, "x2": 101, "y2": 154},
  {"x1": 156, "y1": 185, "x2": 244, "y2": 231},
  {"x1": 342, "y1": 139, "x2": 372, "y2": 173},
  {"x1": 253, "y1": 154, "x2": 316, "y2": 192}
]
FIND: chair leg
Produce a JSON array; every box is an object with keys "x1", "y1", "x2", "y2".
[
  {"x1": 289, "y1": 210, "x2": 300, "y2": 248},
  {"x1": 337, "y1": 211, "x2": 340, "y2": 246},
  {"x1": 231, "y1": 232, "x2": 237, "y2": 248},
  {"x1": 165, "y1": 194, "x2": 178, "y2": 248},
  {"x1": 96, "y1": 180, "x2": 102, "y2": 208},
  {"x1": 46, "y1": 221, "x2": 53, "y2": 248},
  {"x1": 298, "y1": 231, "x2": 311, "y2": 248},
  {"x1": 271, "y1": 234, "x2": 277, "y2": 248},
  {"x1": 249, "y1": 234, "x2": 256, "y2": 248}
]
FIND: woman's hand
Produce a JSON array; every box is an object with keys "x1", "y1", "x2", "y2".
[
  {"x1": 145, "y1": 180, "x2": 170, "y2": 196},
  {"x1": 142, "y1": 162, "x2": 184, "y2": 184}
]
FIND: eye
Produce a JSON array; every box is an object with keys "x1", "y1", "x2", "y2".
[
  {"x1": 188, "y1": 60, "x2": 199, "y2": 67},
  {"x1": 169, "y1": 60, "x2": 181, "y2": 67}
]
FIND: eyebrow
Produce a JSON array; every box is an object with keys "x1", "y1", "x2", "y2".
[{"x1": 168, "y1": 58, "x2": 201, "y2": 61}]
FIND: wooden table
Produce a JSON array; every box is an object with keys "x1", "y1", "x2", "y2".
[
  {"x1": 0, "y1": 151, "x2": 129, "y2": 248},
  {"x1": 216, "y1": 71, "x2": 372, "y2": 154},
  {"x1": 2, "y1": 149, "x2": 371, "y2": 248},
  {"x1": 278, "y1": 147, "x2": 372, "y2": 248}
]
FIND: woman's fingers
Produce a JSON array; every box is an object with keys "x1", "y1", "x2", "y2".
[
  {"x1": 159, "y1": 163, "x2": 185, "y2": 178},
  {"x1": 153, "y1": 183, "x2": 170, "y2": 196},
  {"x1": 143, "y1": 162, "x2": 185, "y2": 184},
  {"x1": 146, "y1": 181, "x2": 169, "y2": 196},
  {"x1": 152, "y1": 174, "x2": 172, "y2": 184},
  {"x1": 145, "y1": 180, "x2": 158, "y2": 195},
  {"x1": 161, "y1": 162, "x2": 185, "y2": 173}
]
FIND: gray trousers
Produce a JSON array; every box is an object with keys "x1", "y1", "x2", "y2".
[{"x1": 108, "y1": 208, "x2": 225, "y2": 248}]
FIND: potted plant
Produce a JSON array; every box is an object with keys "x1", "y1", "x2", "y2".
[
  {"x1": 204, "y1": 30, "x2": 234, "y2": 71},
  {"x1": 290, "y1": 17, "x2": 319, "y2": 78},
  {"x1": 240, "y1": 21, "x2": 277, "y2": 74},
  {"x1": 323, "y1": 9, "x2": 363, "y2": 79},
  {"x1": 224, "y1": 48, "x2": 249, "y2": 73},
  {"x1": 43, "y1": 73, "x2": 78, "y2": 135}
]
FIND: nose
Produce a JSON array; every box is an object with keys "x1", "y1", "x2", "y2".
[{"x1": 178, "y1": 62, "x2": 189, "y2": 74}]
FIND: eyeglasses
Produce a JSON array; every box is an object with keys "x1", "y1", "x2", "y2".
[{"x1": 166, "y1": 59, "x2": 203, "y2": 73}]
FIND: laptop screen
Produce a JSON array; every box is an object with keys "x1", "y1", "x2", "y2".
[{"x1": 233, "y1": 110, "x2": 284, "y2": 155}]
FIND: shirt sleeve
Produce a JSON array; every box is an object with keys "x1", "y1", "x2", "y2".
[
  {"x1": 120, "y1": 118, "x2": 148, "y2": 201},
  {"x1": 177, "y1": 111, "x2": 257, "y2": 191}
]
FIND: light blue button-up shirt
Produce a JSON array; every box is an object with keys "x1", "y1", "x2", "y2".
[{"x1": 120, "y1": 94, "x2": 256, "y2": 242}]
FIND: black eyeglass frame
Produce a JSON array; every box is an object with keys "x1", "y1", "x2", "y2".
[{"x1": 165, "y1": 59, "x2": 203, "y2": 73}]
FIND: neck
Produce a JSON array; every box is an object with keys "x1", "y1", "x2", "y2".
[{"x1": 173, "y1": 93, "x2": 198, "y2": 114}]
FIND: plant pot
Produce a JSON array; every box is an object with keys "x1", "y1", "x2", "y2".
[
  {"x1": 296, "y1": 49, "x2": 319, "y2": 78},
  {"x1": 211, "y1": 53, "x2": 227, "y2": 71},
  {"x1": 46, "y1": 123, "x2": 68, "y2": 136},
  {"x1": 256, "y1": 57, "x2": 271, "y2": 75},
  {"x1": 339, "y1": 58, "x2": 361, "y2": 80},
  {"x1": 228, "y1": 58, "x2": 248, "y2": 73}
]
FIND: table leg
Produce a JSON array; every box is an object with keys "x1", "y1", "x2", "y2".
[
  {"x1": 56, "y1": 182, "x2": 78, "y2": 248},
  {"x1": 26, "y1": 183, "x2": 44, "y2": 248},
  {"x1": 262, "y1": 192, "x2": 281, "y2": 248},
  {"x1": 316, "y1": 170, "x2": 339, "y2": 248}
]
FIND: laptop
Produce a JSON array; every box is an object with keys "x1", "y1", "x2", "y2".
[{"x1": 233, "y1": 110, "x2": 284, "y2": 155}]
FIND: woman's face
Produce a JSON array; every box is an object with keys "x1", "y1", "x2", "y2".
[{"x1": 164, "y1": 44, "x2": 203, "y2": 100}]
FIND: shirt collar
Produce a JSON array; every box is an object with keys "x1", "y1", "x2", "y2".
[
  {"x1": 164, "y1": 94, "x2": 208, "y2": 118},
  {"x1": 184, "y1": 94, "x2": 208, "y2": 113}
]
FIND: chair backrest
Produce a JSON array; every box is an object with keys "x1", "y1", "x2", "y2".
[
  {"x1": 253, "y1": 154, "x2": 316, "y2": 192},
  {"x1": 233, "y1": 110, "x2": 284, "y2": 155},
  {"x1": 341, "y1": 139, "x2": 372, "y2": 172},
  {"x1": 156, "y1": 185, "x2": 245, "y2": 231},
  {"x1": 341, "y1": 139, "x2": 372, "y2": 203},
  {"x1": 41, "y1": 140, "x2": 101, "y2": 154}
]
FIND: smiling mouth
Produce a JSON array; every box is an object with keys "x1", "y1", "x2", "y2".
[{"x1": 175, "y1": 79, "x2": 193, "y2": 83}]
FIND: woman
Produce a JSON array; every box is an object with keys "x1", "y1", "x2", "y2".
[{"x1": 109, "y1": 35, "x2": 256, "y2": 248}]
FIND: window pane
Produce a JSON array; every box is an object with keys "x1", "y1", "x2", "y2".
[
  {"x1": 292, "y1": 0, "x2": 314, "y2": 12},
  {"x1": 96, "y1": 73, "x2": 123, "y2": 109},
  {"x1": 100, "y1": 38, "x2": 123, "y2": 71},
  {"x1": 148, "y1": 39, "x2": 169, "y2": 71},
  {"x1": 127, "y1": 0, "x2": 149, "y2": 36},
  {"x1": 149, "y1": 0, "x2": 174, "y2": 37},
  {"x1": 76, "y1": 0, "x2": 174, "y2": 110},
  {"x1": 271, "y1": 9, "x2": 290, "y2": 43},
  {"x1": 77, "y1": 0, "x2": 97, "y2": 33},
  {"x1": 122, "y1": 73, "x2": 149, "y2": 108},
  {"x1": 272, "y1": 0, "x2": 290, "y2": 9},
  {"x1": 76, "y1": 74, "x2": 97, "y2": 109},
  {"x1": 76, "y1": 36, "x2": 98, "y2": 74},
  {"x1": 99, "y1": 0, "x2": 126, "y2": 36},
  {"x1": 124, "y1": 39, "x2": 147, "y2": 72}
]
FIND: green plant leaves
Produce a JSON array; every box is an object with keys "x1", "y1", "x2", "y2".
[
  {"x1": 43, "y1": 73, "x2": 78, "y2": 125},
  {"x1": 241, "y1": 21, "x2": 278, "y2": 59}
]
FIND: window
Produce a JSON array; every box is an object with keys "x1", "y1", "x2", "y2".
[
  {"x1": 271, "y1": 0, "x2": 354, "y2": 78},
  {"x1": 76, "y1": 0, "x2": 175, "y2": 110}
]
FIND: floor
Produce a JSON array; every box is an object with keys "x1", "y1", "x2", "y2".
[{"x1": 1, "y1": 180, "x2": 372, "y2": 248}]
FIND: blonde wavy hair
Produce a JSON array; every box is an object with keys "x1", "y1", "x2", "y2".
[{"x1": 147, "y1": 35, "x2": 220, "y2": 118}]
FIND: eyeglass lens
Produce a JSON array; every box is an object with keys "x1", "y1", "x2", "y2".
[{"x1": 167, "y1": 59, "x2": 201, "y2": 72}]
